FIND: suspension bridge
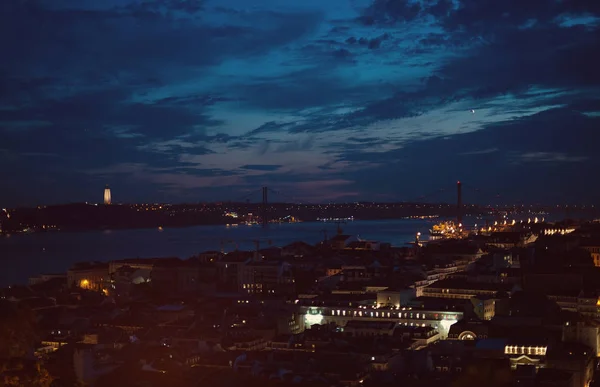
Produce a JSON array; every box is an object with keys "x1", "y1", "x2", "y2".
[{"x1": 227, "y1": 182, "x2": 505, "y2": 228}]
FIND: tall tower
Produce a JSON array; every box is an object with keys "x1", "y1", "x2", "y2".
[
  {"x1": 261, "y1": 186, "x2": 268, "y2": 228},
  {"x1": 104, "y1": 185, "x2": 112, "y2": 205},
  {"x1": 456, "y1": 181, "x2": 462, "y2": 225}
]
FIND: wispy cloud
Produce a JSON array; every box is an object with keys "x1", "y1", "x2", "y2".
[
  {"x1": 460, "y1": 148, "x2": 499, "y2": 156},
  {"x1": 511, "y1": 152, "x2": 588, "y2": 164}
]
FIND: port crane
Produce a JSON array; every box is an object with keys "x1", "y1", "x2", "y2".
[{"x1": 319, "y1": 219, "x2": 347, "y2": 243}]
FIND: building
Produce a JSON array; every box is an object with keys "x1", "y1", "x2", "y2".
[
  {"x1": 108, "y1": 257, "x2": 180, "y2": 274},
  {"x1": 215, "y1": 251, "x2": 253, "y2": 292},
  {"x1": 238, "y1": 261, "x2": 294, "y2": 295},
  {"x1": 503, "y1": 338, "x2": 549, "y2": 370},
  {"x1": 343, "y1": 320, "x2": 396, "y2": 337},
  {"x1": 470, "y1": 295, "x2": 510, "y2": 321},
  {"x1": 422, "y1": 277, "x2": 513, "y2": 300},
  {"x1": 151, "y1": 259, "x2": 214, "y2": 296},
  {"x1": 329, "y1": 234, "x2": 355, "y2": 250},
  {"x1": 28, "y1": 273, "x2": 67, "y2": 286},
  {"x1": 414, "y1": 262, "x2": 461, "y2": 296},
  {"x1": 580, "y1": 239, "x2": 600, "y2": 267},
  {"x1": 345, "y1": 240, "x2": 381, "y2": 251},
  {"x1": 377, "y1": 289, "x2": 415, "y2": 308},
  {"x1": 281, "y1": 241, "x2": 316, "y2": 258},
  {"x1": 195, "y1": 250, "x2": 223, "y2": 263},
  {"x1": 563, "y1": 320, "x2": 600, "y2": 357},
  {"x1": 485, "y1": 232, "x2": 538, "y2": 249},
  {"x1": 67, "y1": 262, "x2": 109, "y2": 291},
  {"x1": 299, "y1": 304, "x2": 462, "y2": 338},
  {"x1": 103, "y1": 185, "x2": 111, "y2": 205},
  {"x1": 107, "y1": 265, "x2": 150, "y2": 300},
  {"x1": 545, "y1": 343, "x2": 595, "y2": 387}
]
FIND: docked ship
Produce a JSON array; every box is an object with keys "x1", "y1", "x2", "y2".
[{"x1": 429, "y1": 221, "x2": 461, "y2": 237}]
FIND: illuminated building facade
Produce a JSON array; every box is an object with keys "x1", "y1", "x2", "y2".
[
  {"x1": 299, "y1": 305, "x2": 462, "y2": 338},
  {"x1": 103, "y1": 185, "x2": 111, "y2": 205},
  {"x1": 504, "y1": 343, "x2": 548, "y2": 370},
  {"x1": 581, "y1": 240, "x2": 600, "y2": 267}
]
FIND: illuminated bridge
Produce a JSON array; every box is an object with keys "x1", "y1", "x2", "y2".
[{"x1": 231, "y1": 181, "x2": 506, "y2": 228}]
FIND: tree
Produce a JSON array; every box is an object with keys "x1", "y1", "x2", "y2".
[
  {"x1": 0, "y1": 300, "x2": 37, "y2": 358},
  {"x1": 0, "y1": 359, "x2": 53, "y2": 387},
  {"x1": 0, "y1": 300, "x2": 53, "y2": 387}
]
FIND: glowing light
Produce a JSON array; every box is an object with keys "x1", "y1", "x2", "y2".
[
  {"x1": 439, "y1": 318, "x2": 457, "y2": 334},
  {"x1": 304, "y1": 313, "x2": 324, "y2": 326},
  {"x1": 80, "y1": 279, "x2": 90, "y2": 289}
]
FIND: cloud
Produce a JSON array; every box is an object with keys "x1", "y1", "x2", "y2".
[
  {"x1": 239, "y1": 164, "x2": 282, "y2": 171},
  {"x1": 341, "y1": 108, "x2": 600, "y2": 204},
  {"x1": 510, "y1": 152, "x2": 588, "y2": 164},
  {"x1": 460, "y1": 148, "x2": 499, "y2": 156},
  {"x1": 1, "y1": 0, "x2": 600, "y2": 206}
]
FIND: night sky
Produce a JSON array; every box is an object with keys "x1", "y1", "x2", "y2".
[{"x1": 1, "y1": 0, "x2": 599, "y2": 207}]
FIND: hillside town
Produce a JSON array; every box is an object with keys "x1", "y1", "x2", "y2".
[{"x1": 3, "y1": 219, "x2": 600, "y2": 387}]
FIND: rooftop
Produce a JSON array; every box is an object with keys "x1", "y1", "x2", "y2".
[{"x1": 425, "y1": 278, "x2": 513, "y2": 292}]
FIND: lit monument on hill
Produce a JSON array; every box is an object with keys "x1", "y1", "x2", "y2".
[{"x1": 103, "y1": 185, "x2": 112, "y2": 205}]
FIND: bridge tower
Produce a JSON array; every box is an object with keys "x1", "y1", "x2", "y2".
[
  {"x1": 261, "y1": 186, "x2": 268, "y2": 228},
  {"x1": 457, "y1": 181, "x2": 462, "y2": 225}
]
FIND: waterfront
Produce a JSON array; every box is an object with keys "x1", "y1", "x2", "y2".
[{"x1": 0, "y1": 219, "x2": 437, "y2": 286}]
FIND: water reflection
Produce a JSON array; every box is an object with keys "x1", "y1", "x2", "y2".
[{"x1": 0, "y1": 219, "x2": 433, "y2": 286}]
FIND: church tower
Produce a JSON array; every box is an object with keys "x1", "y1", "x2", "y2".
[{"x1": 103, "y1": 185, "x2": 112, "y2": 205}]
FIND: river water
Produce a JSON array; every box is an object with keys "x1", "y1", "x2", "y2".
[{"x1": 0, "y1": 219, "x2": 438, "y2": 286}]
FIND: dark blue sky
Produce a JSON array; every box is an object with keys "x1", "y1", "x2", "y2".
[{"x1": 1, "y1": 0, "x2": 599, "y2": 206}]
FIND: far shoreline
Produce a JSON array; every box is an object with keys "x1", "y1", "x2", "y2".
[{"x1": 0, "y1": 216, "x2": 446, "y2": 238}]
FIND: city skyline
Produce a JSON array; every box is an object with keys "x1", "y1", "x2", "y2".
[{"x1": 1, "y1": 0, "x2": 600, "y2": 207}]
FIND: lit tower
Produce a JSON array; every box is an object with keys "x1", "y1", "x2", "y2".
[{"x1": 104, "y1": 185, "x2": 112, "y2": 205}]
